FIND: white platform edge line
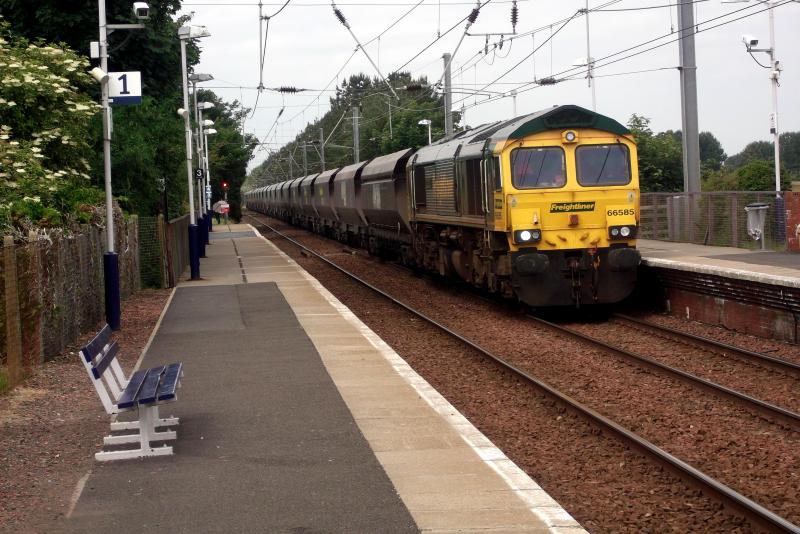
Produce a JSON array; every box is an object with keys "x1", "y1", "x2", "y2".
[
  {"x1": 642, "y1": 257, "x2": 800, "y2": 288},
  {"x1": 248, "y1": 224, "x2": 585, "y2": 532}
]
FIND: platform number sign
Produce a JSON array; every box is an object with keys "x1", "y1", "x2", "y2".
[
  {"x1": 108, "y1": 71, "x2": 142, "y2": 106},
  {"x1": 195, "y1": 168, "x2": 204, "y2": 180}
]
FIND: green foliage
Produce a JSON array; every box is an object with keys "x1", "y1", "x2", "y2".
[
  {"x1": 0, "y1": 0, "x2": 191, "y2": 100},
  {"x1": 627, "y1": 114, "x2": 683, "y2": 192},
  {"x1": 699, "y1": 131, "x2": 726, "y2": 171},
  {"x1": 195, "y1": 90, "x2": 258, "y2": 221},
  {"x1": 0, "y1": 3, "x2": 215, "y2": 221},
  {"x1": 247, "y1": 72, "x2": 453, "y2": 188},
  {"x1": 734, "y1": 159, "x2": 775, "y2": 191},
  {"x1": 95, "y1": 95, "x2": 188, "y2": 219},
  {"x1": 780, "y1": 132, "x2": 800, "y2": 174},
  {"x1": 704, "y1": 131, "x2": 799, "y2": 191},
  {"x1": 0, "y1": 20, "x2": 103, "y2": 228},
  {"x1": 725, "y1": 140, "x2": 773, "y2": 168}
]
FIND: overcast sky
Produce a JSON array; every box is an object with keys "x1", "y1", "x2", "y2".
[{"x1": 176, "y1": 0, "x2": 800, "y2": 171}]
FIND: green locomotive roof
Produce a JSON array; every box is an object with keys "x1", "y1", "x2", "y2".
[
  {"x1": 413, "y1": 105, "x2": 630, "y2": 165},
  {"x1": 477, "y1": 104, "x2": 631, "y2": 144}
]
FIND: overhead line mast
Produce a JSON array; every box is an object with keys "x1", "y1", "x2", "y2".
[{"x1": 677, "y1": 0, "x2": 701, "y2": 194}]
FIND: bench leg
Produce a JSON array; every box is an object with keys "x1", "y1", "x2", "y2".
[
  {"x1": 110, "y1": 410, "x2": 179, "y2": 432},
  {"x1": 95, "y1": 406, "x2": 175, "y2": 462}
]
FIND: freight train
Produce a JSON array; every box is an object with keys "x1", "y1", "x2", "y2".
[{"x1": 245, "y1": 105, "x2": 642, "y2": 307}]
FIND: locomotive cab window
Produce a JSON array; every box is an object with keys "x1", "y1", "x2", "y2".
[
  {"x1": 576, "y1": 143, "x2": 631, "y2": 186},
  {"x1": 510, "y1": 147, "x2": 566, "y2": 189}
]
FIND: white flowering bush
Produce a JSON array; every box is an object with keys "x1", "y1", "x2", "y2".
[{"x1": 0, "y1": 19, "x2": 103, "y2": 228}]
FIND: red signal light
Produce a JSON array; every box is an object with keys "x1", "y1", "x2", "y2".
[{"x1": 222, "y1": 181, "x2": 229, "y2": 190}]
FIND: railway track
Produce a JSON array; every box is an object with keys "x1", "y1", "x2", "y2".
[
  {"x1": 247, "y1": 215, "x2": 800, "y2": 533},
  {"x1": 529, "y1": 315, "x2": 800, "y2": 430},
  {"x1": 610, "y1": 314, "x2": 800, "y2": 377}
]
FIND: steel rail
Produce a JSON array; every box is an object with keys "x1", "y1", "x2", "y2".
[
  {"x1": 527, "y1": 315, "x2": 800, "y2": 430},
  {"x1": 248, "y1": 216, "x2": 800, "y2": 534},
  {"x1": 612, "y1": 313, "x2": 800, "y2": 376}
]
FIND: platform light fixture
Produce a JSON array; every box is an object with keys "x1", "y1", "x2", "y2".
[
  {"x1": 418, "y1": 119, "x2": 432, "y2": 145},
  {"x1": 178, "y1": 25, "x2": 212, "y2": 279}
]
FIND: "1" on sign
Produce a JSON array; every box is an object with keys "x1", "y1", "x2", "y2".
[{"x1": 108, "y1": 71, "x2": 142, "y2": 106}]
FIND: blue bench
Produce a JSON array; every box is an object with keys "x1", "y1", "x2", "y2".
[{"x1": 79, "y1": 325, "x2": 184, "y2": 461}]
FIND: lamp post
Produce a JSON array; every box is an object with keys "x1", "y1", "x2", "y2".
[
  {"x1": 178, "y1": 24, "x2": 211, "y2": 280},
  {"x1": 738, "y1": 1, "x2": 782, "y2": 197},
  {"x1": 735, "y1": 0, "x2": 787, "y2": 243},
  {"x1": 189, "y1": 72, "x2": 213, "y2": 245},
  {"x1": 203, "y1": 127, "x2": 217, "y2": 223},
  {"x1": 418, "y1": 119, "x2": 432, "y2": 145},
  {"x1": 197, "y1": 102, "x2": 214, "y2": 234},
  {"x1": 196, "y1": 117, "x2": 214, "y2": 258},
  {"x1": 94, "y1": 0, "x2": 146, "y2": 330}
]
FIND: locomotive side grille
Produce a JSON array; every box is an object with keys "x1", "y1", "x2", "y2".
[{"x1": 425, "y1": 160, "x2": 457, "y2": 215}]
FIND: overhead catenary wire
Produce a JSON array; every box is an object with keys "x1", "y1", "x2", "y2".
[
  {"x1": 456, "y1": 0, "x2": 794, "y2": 113},
  {"x1": 251, "y1": 0, "x2": 292, "y2": 118},
  {"x1": 363, "y1": 0, "x2": 426, "y2": 47},
  {"x1": 452, "y1": 0, "x2": 776, "y2": 109},
  {"x1": 436, "y1": 3, "x2": 482, "y2": 88},
  {"x1": 454, "y1": 9, "x2": 579, "y2": 107},
  {"x1": 332, "y1": 2, "x2": 401, "y2": 101},
  {"x1": 391, "y1": 0, "x2": 494, "y2": 74}
]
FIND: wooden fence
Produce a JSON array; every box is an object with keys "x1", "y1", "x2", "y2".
[{"x1": 1, "y1": 218, "x2": 139, "y2": 392}]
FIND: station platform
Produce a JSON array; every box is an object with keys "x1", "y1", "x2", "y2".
[
  {"x1": 638, "y1": 239, "x2": 800, "y2": 288},
  {"x1": 65, "y1": 224, "x2": 583, "y2": 533},
  {"x1": 636, "y1": 239, "x2": 799, "y2": 343}
]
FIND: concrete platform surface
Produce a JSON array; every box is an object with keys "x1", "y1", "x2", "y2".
[
  {"x1": 638, "y1": 239, "x2": 800, "y2": 288},
  {"x1": 66, "y1": 223, "x2": 584, "y2": 533}
]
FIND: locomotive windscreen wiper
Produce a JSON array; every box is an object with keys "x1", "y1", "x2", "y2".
[{"x1": 593, "y1": 146, "x2": 612, "y2": 185}]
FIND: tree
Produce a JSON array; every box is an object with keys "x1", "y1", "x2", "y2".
[
  {"x1": 627, "y1": 114, "x2": 683, "y2": 192},
  {"x1": 725, "y1": 140, "x2": 773, "y2": 168},
  {"x1": 246, "y1": 72, "x2": 452, "y2": 188},
  {"x1": 196, "y1": 90, "x2": 258, "y2": 221},
  {"x1": 699, "y1": 132, "x2": 726, "y2": 171},
  {"x1": 0, "y1": 21, "x2": 104, "y2": 229},
  {"x1": 0, "y1": 0, "x2": 190, "y2": 99},
  {"x1": 101, "y1": 96, "x2": 187, "y2": 219}
]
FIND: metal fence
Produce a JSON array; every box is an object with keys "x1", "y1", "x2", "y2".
[
  {"x1": 640, "y1": 192, "x2": 790, "y2": 251},
  {"x1": 164, "y1": 214, "x2": 189, "y2": 287},
  {"x1": 137, "y1": 214, "x2": 190, "y2": 288}
]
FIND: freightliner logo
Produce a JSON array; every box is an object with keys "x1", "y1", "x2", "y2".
[{"x1": 549, "y1": 201, "x2": 596, "y2": 213}]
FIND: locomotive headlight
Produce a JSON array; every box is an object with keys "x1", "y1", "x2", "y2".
[
  {"x1": 515, "y1": 229, "x2": 541, "y2": 244},
  {"x1": 609, "y1": 225, "x2": 637, "y2": 240},
  {"x1": 565, "y1": 131, "x2": 576, "y2": 142}
]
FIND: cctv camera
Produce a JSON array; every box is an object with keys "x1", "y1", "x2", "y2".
[
  {"x1": 133, "y1": 2, "x2": 150, "y2": 20},
  {"x1": 741, "y1": 34, "x2": 759, "y2": 48}
]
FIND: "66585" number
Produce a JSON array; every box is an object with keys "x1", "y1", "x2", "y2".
[{"x1": 607, "y1": 208, "x2": 635, "y2": 216}]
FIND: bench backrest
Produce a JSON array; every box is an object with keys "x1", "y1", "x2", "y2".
[{"x1": 79, "y1": 325, "x2": 130, "y2": 415}]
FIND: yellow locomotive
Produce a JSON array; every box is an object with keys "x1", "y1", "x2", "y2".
[{"x1": 246, "y1": 105, "x2": 641, "y2": 307}]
